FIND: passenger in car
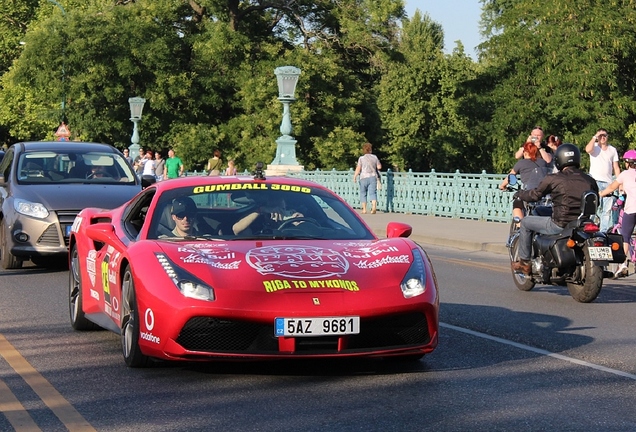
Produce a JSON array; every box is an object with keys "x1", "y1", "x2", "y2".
[{"x1": 232, "y1": 195, "x2": 303, "y2": 235}]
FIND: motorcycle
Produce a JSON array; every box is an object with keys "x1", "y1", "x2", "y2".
[{"x1": 505, "y1": 174, "x2": 626, "y2": 303}]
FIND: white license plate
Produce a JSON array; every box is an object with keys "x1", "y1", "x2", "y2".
[
  {"x1": 588, "y1": 246, "x2": 613, "y2": 260},
  {"x1": 275, "y1": 316, "x2": 360, "y2": 337}
]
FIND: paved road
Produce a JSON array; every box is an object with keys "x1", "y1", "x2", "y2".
[{"x1": 359, "y1": 211, "x2": 510, "y2": 255}]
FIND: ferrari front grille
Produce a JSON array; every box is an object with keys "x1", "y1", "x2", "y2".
[
  {"x1": 176, "y1": 312, "x2": 430, "y2": 355},
  {"x1": 176, "y1": 318, "x2": 278, "y2": 353},
  {"x1": 346, "y1": 312, "x2": 430, "y2": 350}
]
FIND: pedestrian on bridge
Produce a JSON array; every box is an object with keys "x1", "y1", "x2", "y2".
[{"x1": 353, "y1": 142, "x2": 381, "y2": 214}]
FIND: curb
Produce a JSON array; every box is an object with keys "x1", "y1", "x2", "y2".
[{"x1": 371, "y1": 228, "x2": 509, "y2": 255}]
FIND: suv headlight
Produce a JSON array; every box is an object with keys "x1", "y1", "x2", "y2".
[{"x1": 14, "y1": 198, "x2": 49, "y2": 219}]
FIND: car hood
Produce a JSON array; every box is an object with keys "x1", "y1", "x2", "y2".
[
  {"x1": 16, "y1": 184, "x2": 140, "y2": 211},
  {"x1": 154, "y1": 238, "x2": 416, "y2": 291}
]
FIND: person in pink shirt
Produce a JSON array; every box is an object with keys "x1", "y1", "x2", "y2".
[{"x1": 599, "y1": 149, "x2": 636, "y2": 275}]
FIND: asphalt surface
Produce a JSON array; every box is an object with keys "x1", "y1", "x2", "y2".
[{"x1": 359, "y1": 211, "x2": 510, "y2": 255}]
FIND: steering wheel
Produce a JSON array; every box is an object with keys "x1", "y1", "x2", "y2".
[{"x1": 278, "y1": 217, "x2": 319, "y2": 230}]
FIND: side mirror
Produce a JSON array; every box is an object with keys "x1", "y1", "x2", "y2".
[
  {"x1": 387, "y1": 222, "x2": 412, "y2": 238},
  {"x1": 507, "y1": 174, "x2": 518, "y2": 186},
  {"x1": 85, "y1": 222, "x2": 116, "y2": 243}
]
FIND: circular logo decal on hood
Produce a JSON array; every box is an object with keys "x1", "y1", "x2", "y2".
[{"x1": 246, "y1": 245, "x2": 348, "y2": 278}]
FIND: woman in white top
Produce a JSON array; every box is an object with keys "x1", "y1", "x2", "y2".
[{"x1": 142, "y1": 150, "x2": 156, "y2": 177}]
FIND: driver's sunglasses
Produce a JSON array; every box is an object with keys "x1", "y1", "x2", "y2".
[{"x1": 174, "y1": 212, "x2": 194, "y2": 220}]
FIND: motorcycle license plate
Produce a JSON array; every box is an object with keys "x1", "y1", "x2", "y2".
[
  {"x1": 275, "y1": 316, "x2": 360, "y2": 337},
  {"x1": 588, "y1": 246, "x2": 613, "y2": 260}
]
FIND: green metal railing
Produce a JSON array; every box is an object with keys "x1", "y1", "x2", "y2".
[{"x1": 186, "y1": 168, "x2": 511, "y2": 223}]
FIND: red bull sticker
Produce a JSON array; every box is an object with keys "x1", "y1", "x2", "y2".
[{"x1": 176, "y1": 244, "x2": 241, "y2": 269}]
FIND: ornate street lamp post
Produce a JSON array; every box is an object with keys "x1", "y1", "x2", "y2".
[
  {"x1": 267, "y1": 66, "x2": 304, "y2": 175},
  {"x1": 128, "y1": 97, "x2": 146, "y2": 158}
]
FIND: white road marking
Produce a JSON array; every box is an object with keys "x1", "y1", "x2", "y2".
[{"x1": 441, "y1": 322, "x2": 636, "y2": 380}]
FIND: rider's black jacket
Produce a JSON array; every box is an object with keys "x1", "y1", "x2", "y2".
[{"x1": 516, "y1": 167, "x2": 599, "y2": 228}]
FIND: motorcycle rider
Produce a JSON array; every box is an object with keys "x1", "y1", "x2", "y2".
[{"x1": 511, "y1": 144, "x2": 599, "y2": 275}]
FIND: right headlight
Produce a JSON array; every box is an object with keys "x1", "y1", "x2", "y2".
[{"x1": 400, "y1": 248, "x2": 427, "y2": 298}]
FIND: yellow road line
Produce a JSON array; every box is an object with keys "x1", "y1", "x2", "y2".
[
  {"x1": 0, "y1": 378, "x2": 41, "y2": 431},
  {"x1": 0, "y1": 334, "x2": 96, "y2": 432}
]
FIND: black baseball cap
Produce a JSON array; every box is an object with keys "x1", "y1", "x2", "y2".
[{"x1": 171, "y1": 197, "x2": 197, "y2": 215}]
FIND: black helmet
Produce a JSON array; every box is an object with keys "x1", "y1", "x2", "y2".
[{"x1": 554, "y1": 143, "x2": 581, "y2": 170}]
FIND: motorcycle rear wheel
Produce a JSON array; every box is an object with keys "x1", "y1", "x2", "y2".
[
  {"x1": 509, "y1": 235, "x2": 535, "y2": 291},
  {"x1": 566, "y1": 246, "x2": 603, "y2": 303}
]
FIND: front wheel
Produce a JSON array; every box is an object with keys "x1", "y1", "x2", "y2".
[
  {"x1": 567, "y1": 246, "x2": 603, "y2": 303},
  {"x1": 69, "y1": 244, "x2": 98, "y2": 330},
  {"x1": 121, "y1": 265, "x2": 151, "y2": 368},
  {"x1": 0, "y1": 222, "x2": 22, "y2": 270},
  {"x1": 509, "y1": 234, "x2": 535, "y2": 291}
]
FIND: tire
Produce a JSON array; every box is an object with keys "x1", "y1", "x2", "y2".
[
  {"x1": 0, "y1": 222, "x2": 22, "y2": 270},
  {"x1": 508, "y1": 234, "x2": 535, "y2": 291},
  {"x1": 567, "y1": 246, "x2": 603, "y2": 303},
  {"x1": 69, "y1": 244, "x2": 98, "y2": 330},
  {"x1": 121, "y1": 266, "x2": 150, "y2": 368}
]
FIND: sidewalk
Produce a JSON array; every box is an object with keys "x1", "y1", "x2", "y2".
[{"x1": 359, "y1": 211, "x2": 510, "y2": 255}]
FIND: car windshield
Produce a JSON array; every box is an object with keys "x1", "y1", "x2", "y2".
[
  {"x1": 17, "y1": 150, "x2": 137, "y2": 185},
  {"x1": 147, "y1": 183, "x2": 375, "y2": 241}
]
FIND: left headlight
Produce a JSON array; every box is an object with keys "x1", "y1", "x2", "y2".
[
  {"x1": 400, "y1": 248, "x2": 427, "y2": 298},
  {"x1": 14, "y1": 198, "x2": 49, "y2": 219},
  {"x1": 155, "y1": 253, "x2": 215, "y2": 301}
]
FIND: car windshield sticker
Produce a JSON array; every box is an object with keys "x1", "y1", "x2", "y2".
[{"x1": 192, "y1": 183, "x2": 312, "y2": 194}]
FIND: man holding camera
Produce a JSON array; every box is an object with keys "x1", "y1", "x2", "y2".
[
  {"x1": 514, "y1": 126, "x2": 553, "y2": 164},
  {"x1": 586, "y1": 128, "x2": 621, "y2": 232}
]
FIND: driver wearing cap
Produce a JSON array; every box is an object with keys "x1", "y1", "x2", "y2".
[{"x1": 164, "y1": 196, "x2": 201, "y2": 237}]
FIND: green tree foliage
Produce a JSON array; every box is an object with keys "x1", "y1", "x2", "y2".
[
  {"x1": 377, "y1": 12, "x2": 487, "y2": 172},
  {"x1": 481, "y1": 0, "x2": 636, "y2": 172},
  {"x1": 0, "y1": 0, "x2": 409, "y2": 173}
]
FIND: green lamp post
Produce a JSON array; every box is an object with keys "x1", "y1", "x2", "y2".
[
  {"x1": 128, "y1": 97, "x2": 146, "y2": 158},
  {"x1": 268, "y1": 66, "x2": 304, "y2": 175}
]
